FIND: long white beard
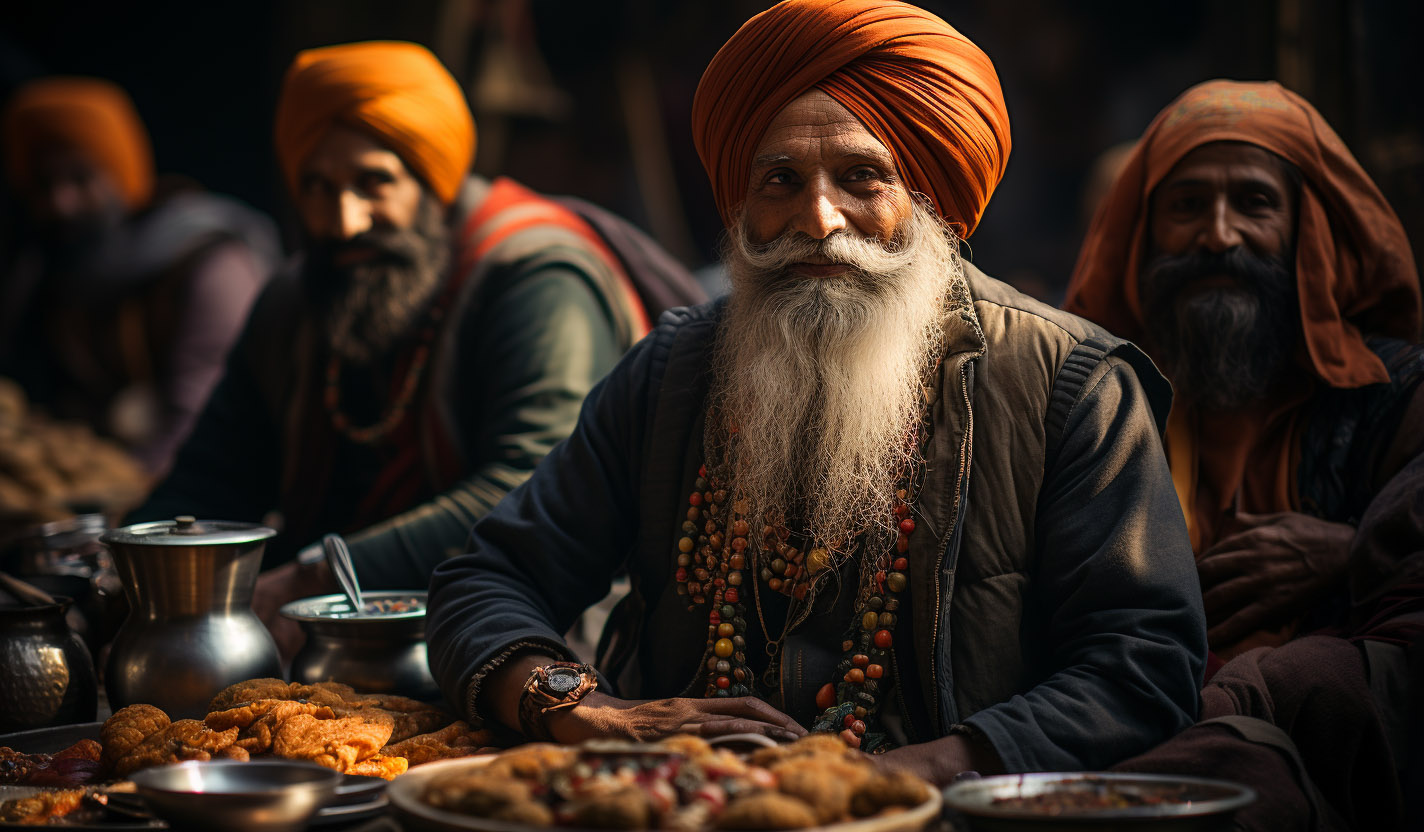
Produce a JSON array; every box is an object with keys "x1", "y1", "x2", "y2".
[{"x1": 709, "y1": 200, "x2": 963, "y2": 552}]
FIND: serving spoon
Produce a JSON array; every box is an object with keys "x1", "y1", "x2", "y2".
[{"x1": 322, "y1": 534, "x2": 365, "y2": 613}]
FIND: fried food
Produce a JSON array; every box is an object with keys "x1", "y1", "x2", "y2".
[
  {"x1": 346, "y1": 754, "x2": 409, "y2": 780},
  {"x1": 772, "y1": 766, "x2": 851, "y2": 824},
  {"x1": 565, "y1": 785, "x2": 657, "y2": 830},
  {"x1": 425, "y1": 773, "x2": 535, "y2": 815},
  {"x1": 483, "y1": 743, "x2": 577, "y2": 779},
  {"x1": 380, "y1": 721, "x2": 494, "y2": 765},
  {"x1": 747, "y1": 732, "x2": 854, "y2": 768},
  {"x1": 0, "y1": 787, "x2": 86, "y2": 825},
  {"x1": 208, "y1": 678, "x2": 295, "y2": 712},
  {"x1": 715, "y1": 792, "x2": 819, "y2": 830},
  {"x1": 270, "y1": 712, "x2": 393, "y2": 772},
  {"x1": 15, "y1": 740, "x2": 102, "y2": 788},
  {"x1": 206, "y1": 699, "x2": 339, "y2": 754},
  {"x1": 850, "y1": 769, "x2": 926, "y2": 816},
  {"x1": 100, "y1": 704, "x2": 170, "y2": 774},
  {"x1": 109, "y1": 719, "x2": 244, "y2": 778}
]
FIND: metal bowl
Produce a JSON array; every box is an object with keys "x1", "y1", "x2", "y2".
[
  {"x1": 130, "y1": 760, "x2": 342, "y2": 832},
  {"x1": 942, "y1": 772, "x2": 1256, "y2": 831},
  {"x1": 281, "y1": 591, "x2": 436, "y2": 700}
]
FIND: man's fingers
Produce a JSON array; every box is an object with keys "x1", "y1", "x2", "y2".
[
  {"x1": 694, "y1": 718, "x2": 801, "y2": 742},
  {"x1": 1195, "y1": 550, "x2": 1261, "y2": 589},
  {"x1": 707, "y1": 696, "x2": 806, "y2": 734},
  {"x1": 1201, "y1": 574, "x2": 1261, "y2": 625}
]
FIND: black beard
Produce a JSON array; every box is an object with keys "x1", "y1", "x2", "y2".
[
  {"x1": 302, "y1": 194, "x2": 450, "y2": 367},
  {"x1": 1140, "y1": 247, "x2": 1299, "y2": 411}
]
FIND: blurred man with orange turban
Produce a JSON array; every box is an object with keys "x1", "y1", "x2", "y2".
[
  {"x1": 1067, "y1": 79, "x2": 1423, "y2": 830},
  {"x1": 131, "y1": 42, "x2": 670, "y2": 656},
  {"x1": 429, "y1": 0, "x2": 1204, "y2": 786},
  {"x1": 1, "y1": 77, "x2": 277, "y2": 474}
]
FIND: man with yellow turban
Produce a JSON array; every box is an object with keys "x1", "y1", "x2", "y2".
[
  {"x1": 1067, "y1": 79, "x2": 1423, "y2": 831},
  {"x1": 131, "y1": 42, "x2": 660, "y2": 654},
  {"x1": 428, "y1": 0, "x2": 1204, "y2": 785},
  {"x1": 1, "y1": 77, "x2": 277, "y2": 474}
]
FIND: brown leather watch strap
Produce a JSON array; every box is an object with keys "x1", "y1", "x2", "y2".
[{"x1": 517, "y1": 662, "x2": 597, "y2": 741}]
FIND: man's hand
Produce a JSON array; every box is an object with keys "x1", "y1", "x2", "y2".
[
  {"x1": 871, "y1": 733, "x2": 1002, "y2": 788},
  {"x1": 251, "y1": 557, "x2": 339, "y2": 661},
  {"x1": 1197, "y1": 511, "x2": 1355, "y2": 648},
  {"x1": 544, "y1": 691, "x2": 807, "y2": 744}
]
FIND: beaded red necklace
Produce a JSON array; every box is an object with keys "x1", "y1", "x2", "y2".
[
  {"x1": 322, "y1": 292, "x2": 451, "y2": 446},
  {"x1": 674, "y1": 379, "x2": 935, "y2": 753}
]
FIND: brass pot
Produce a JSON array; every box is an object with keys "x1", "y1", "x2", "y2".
[
  {"x1": 0, "y1": 596, "x2": 98, "y2": 732},
  {"x1": 102, "y1": 516, "x2": 280, "y2": 718}
]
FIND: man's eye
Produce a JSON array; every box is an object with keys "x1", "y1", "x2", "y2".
[
  {"x1": 358, "y1": 173, "x2": 393, "y2": 192},
  {"x1": 766, "y1": 171, "x2": 793, "y2": 186},
  {"x1": 845, "y1": 167, "x2": 877, "y2": 182},
  {"x1": 1169, "y1": 196, "x2": 1203, "y2": 213}
]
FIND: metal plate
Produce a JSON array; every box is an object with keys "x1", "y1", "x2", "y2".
[
  {"x1": 0, "y1": 726, "x2": 391, "y2": 829},
  {"x1": 388, "y1": 755, "x2": 943, "y2": 832},
  {"x1": 942, "y1": 772, "x2": 1255, "y2": 829},
  {"x1": 0, "y1": 722, "x2": 104, "y2": 754}
]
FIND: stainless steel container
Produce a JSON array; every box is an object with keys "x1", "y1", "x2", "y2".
[
  {"x1": 102, "y1": 516, "x2": 280, "y2": 718},
  {"x1": 0, "y1": 596, "x2": 98, "y2": 732},
  {"x1": 281, "y1": 591, "x2": 437, "y2": 700}
]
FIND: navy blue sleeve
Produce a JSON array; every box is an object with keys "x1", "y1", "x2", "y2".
[
  {"x1": 964, "y1": 356, "x2": 1207, "y2": 771},
  {"x1": 425, "y1": 317, "x2": 667, "y2": 723}
]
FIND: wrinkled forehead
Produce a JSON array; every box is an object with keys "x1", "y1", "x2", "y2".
[
  {"x1": 1152, "y1": 140, "x2": 1299, "y2": 198},
  {"x1": 752, "y1": 89, "x2": 897, "y2": 170}
]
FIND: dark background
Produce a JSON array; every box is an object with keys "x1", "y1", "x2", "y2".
[{"x1": 4, "y1": 0, "x2": 1421, "y2": 301}]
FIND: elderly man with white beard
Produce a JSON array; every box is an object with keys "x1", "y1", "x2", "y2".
[{"x1": 428, "y1": 0, "x2": 1206, "y2": 785}]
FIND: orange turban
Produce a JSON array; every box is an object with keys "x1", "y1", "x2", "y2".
[
  {"x1": 1066, "y1": 79, "x2": 1421, "y2": 390},
  {"x1": 3, "y1": 77, "x2": 154, "y2": 210},
  {"x1": 691, "y1": 0, "x2": 1011, "y2": 238},
  {"x1": 274, "y1": 41, "x2": 475, "y2": 205}
]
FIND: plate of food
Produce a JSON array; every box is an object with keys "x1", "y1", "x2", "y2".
[
  {"x1": 388, "y1": 733, "x2": 942, "y2": 832},
  {"x1": 941, "y1": 772, "x2": 1255, "y2": 831},
  {"x1": 0, "y1": 677, "x2": 499, "y2": 827}
]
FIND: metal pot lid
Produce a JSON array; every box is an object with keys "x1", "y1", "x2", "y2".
[
  {"x1": 281, "y1": 591, "x2": 427, "y2": 622},
  {"x1": 101, "y1": 516, "x2": 277, "y2": 547}
]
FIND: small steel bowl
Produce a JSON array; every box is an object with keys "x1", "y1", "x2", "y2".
[
  {"x1": 281, "y1": 590, "x2": 436, "y2": 700},
  {"x1": 130, "y1": 759, "x2": 342, "y2": 832},
  {"x1": 942, "y1": 772, "x2": 1255, "y2": 831}
]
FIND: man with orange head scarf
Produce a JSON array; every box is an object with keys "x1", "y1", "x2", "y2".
[
  {"x1": 429, "y1": 0, "x2": 1204, "y2": 786},
  {"x1": 131, "y1": 42, "x2": 668, "y2": 657},
  {"x1": 1, "y1": 77, "x2": 277, "y2": 475},
  {"x1": 1067, "y1": 80, "x2": 1423, "y2": 830}
]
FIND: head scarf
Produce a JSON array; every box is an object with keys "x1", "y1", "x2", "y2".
[
  {"x1": 1064, "y1": 80, "x2": 1421, "y2": 557},
  {"x1": 274, "y1": 41, "x2": 475, "y2": 205},
  {"x1": 3, "y1": 77, "x2": 154, "y2": 210},
  {"x1": 692, "y1": 0, "x2": 1011, "y2": 238}
]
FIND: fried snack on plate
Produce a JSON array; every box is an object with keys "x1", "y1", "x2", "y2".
[
  {"x1": 564, "y1": 785, "x2": 657, "y2": 830},
  {"x1": 100, "y1": 703, "x2": 170, "y2": 774},
  {"x1": 110, "y1": 720, "x2": 246, "y2": 778},
  {"x1": 849, "y1": 769, "x2": 927, "y2": 817},
  {"x1": 747, "y1": 732, "x2": 854, "y2": 768},
  {"x1": 207, "y1": 678, "x2": 295, "y2": 712},
  {"x1": 479, "y1": 743, "x2": 575, "y2": 780},
  {"x1": 346, "y1": 754, "x2": 409, "y2": 780},
  {"x1": 0, "y1": 787, "x2": 87, "y2": 825},
  {"x1": 380, "y1": 720, "x2": 494, "y2": 765},
  {"x1": 715, "y1": 792, "x2": 819, "y2": 830},
  {"x1": 270, "y1": 711, "x2": 393, "y2": 772},
  {"x1": 205, "y1": 699, "x2": 339, "y2": 754}
]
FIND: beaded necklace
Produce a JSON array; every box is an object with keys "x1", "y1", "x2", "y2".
[
  {"x1": 673, "y1": 359, "x2": 938, "y2": 753},
  {"x1": 322, "y1": 287, "x2": 452, "y2": 446}
]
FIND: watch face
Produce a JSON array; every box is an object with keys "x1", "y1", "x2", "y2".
[{"x1": 546, "y1": 667, "x2": 582, "y2": 694}]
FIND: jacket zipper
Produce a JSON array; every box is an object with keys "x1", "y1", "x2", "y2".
[{"x1": 928, "y1": 356, "x2": 976, "y2": 733}]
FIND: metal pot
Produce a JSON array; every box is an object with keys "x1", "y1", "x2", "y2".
[
  {"x1": 0, "y1": 596, "x2": 98, "y2": 732},
  {"x1": 281, "y1": 591, "x2": 436, "y2": 701},
  {"x1": 102, "y1": 516, "x2": 280, "y2": 718}
]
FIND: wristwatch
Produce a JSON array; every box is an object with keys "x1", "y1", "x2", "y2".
[{"x1": 518, "y1": 662, "x2": 598, "y2": 741}]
